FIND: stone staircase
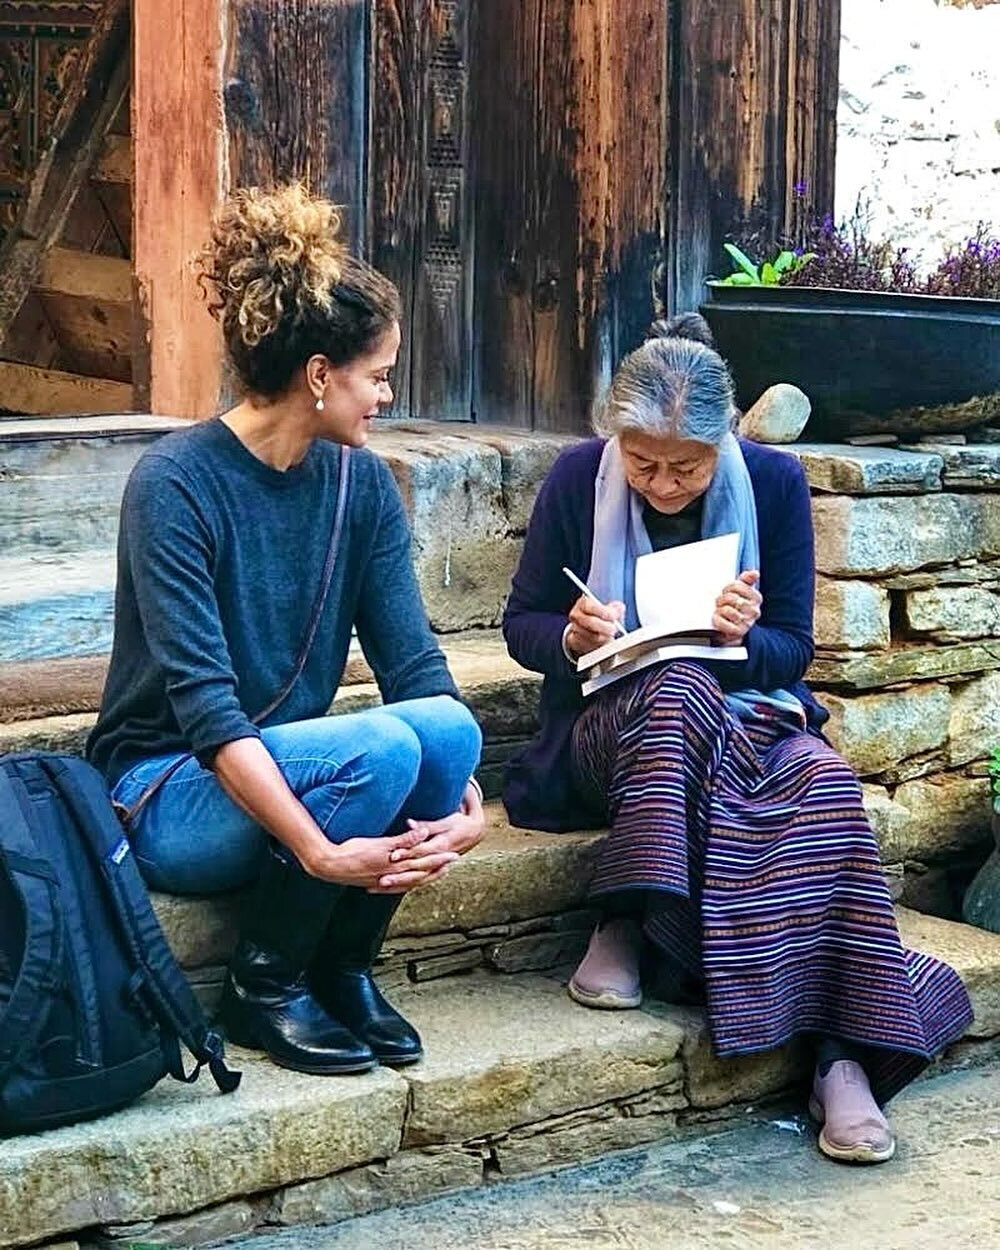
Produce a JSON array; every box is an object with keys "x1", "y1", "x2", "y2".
[
  {"x1": 7, "y1": 420, "x2": 1000, "y2": 1248},
  {"x1": 4, "y1": 801, "x2": 1000, "y2": 1250}
]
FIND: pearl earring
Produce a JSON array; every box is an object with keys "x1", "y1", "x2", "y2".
[{"x1": 315, "y1": 397, "x2": 325, "y2": 412}]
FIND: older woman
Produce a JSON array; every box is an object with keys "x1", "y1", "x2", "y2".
[{"x1": 502, "y1": 314, "x2": 971, "y2": 1164}]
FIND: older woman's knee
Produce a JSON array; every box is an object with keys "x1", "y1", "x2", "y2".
[{"x1": 645, "y1": 662, "x2": 724, "y2": 718}]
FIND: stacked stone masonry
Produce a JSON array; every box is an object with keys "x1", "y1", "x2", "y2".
[
  {"x1": 787, "y1": 441, "x2": 1000, "y2": 916},
  {"x1": 5, "y1": 425, "x2": 1000, "y2": 918},
  {"x1": 9, "y1": 905, "x2": 1000, "y2": 1250}
]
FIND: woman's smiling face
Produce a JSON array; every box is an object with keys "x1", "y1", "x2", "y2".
[{"x1": 316, "y1": 320, "x2": 401, "y2": 447}]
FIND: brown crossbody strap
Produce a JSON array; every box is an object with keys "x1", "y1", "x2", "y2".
[{"x1": 120, "y1": 446, "x2": 352, "y2": 829}]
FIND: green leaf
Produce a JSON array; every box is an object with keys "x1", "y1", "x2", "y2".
[
  {"x1": 721, "y1": 271, "x2": 756, "y2": 286},
  {"x1": 773, "y1": 250, "x2": 796, "y2": 274},
  {"x1": 760, "y1": 262, "x2": 779, "y2": 285},
  {"x1": 723, "y1": 242, "x2": 760, "y2": 282}
]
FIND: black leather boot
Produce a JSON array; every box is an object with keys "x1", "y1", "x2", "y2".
[
  {"x1": 311, "y1": 890, "x2": 422, "y2": 1066},
  {"x1": 218, "y1": 844, "x2": 375, "y2": 1075}
]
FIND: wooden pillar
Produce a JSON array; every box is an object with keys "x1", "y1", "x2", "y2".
[
  {"x1": 132, "y1": 0, "x2": 226, "y2": 418},
  {"x1": 133, "y1": 0, "x2": 368, "y2": 418}
]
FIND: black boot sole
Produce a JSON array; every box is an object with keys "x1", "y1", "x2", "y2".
[
  {"x1": 376, "y1": 1048, "x2": 424, "y2": 1068},
  {"x1": 267, "y1": 1051, "x2": 378, "y2": 1076}
]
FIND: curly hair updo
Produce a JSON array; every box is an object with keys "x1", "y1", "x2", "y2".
[{"x1": 198, "y1": 183, "x2": 401, "y2": 397}]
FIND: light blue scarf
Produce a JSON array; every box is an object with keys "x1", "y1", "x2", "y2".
[{"x1": 586, "y1": 435, "x2": 804, "y2": 727}]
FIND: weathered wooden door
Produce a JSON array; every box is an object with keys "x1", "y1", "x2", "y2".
[
  {"x1": 370, "y1": 0, "x2": 668, "y2": 431},
  {"x1": 371, "y1": 0, "x2": 839, "y2": 433}
]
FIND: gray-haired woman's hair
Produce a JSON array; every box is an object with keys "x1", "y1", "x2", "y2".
[{"x1": 594, "y1": 313, "x2": 735, "y2": 445}]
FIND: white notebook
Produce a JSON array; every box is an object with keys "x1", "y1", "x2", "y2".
[{"x1": 577, "y1": 532, "x2": 747, "y2": 696}]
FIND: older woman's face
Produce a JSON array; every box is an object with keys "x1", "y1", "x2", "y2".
[{"x1": 618, "y1": 429, "x2": 719, "y2": 514}]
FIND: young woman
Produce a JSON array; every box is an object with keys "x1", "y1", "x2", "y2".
[
  {"x1": 87, "y1": 185, "x2": 484, "y2": 1077},
  {"x1": 502, "y1": 313, "x2": 972, "y2": 1164}
]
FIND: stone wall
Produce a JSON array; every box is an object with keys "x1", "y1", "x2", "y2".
[
  {"x1": 792, "y1": 440, "x2": 1000, "y2": 914},
  {"x1": 837, "y1": 0, "x2": 1000, "y2": 268}
]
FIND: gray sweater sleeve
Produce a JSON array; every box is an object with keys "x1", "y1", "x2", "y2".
[
  {"x1": 123, "y1": 455, "x2": 261, "y2": 761},
  {"x1": 354, "y1": 459, "x2": 460, "y2": 705}
]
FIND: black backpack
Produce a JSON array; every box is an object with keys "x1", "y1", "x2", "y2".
[{"x1": 0, "y1": 752, "x2": 240, "y2": 1135}]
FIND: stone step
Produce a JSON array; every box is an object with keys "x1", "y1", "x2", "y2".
[
  {"x1": 4, "y1": 910, "x2": 1000, "y2": 1250},
  {"x1": 0, "y1": 625, "x2": 988, "y2": 921},
  {"x1": 145, "y1": 810, "x2": 1000, "y2": 1016}
]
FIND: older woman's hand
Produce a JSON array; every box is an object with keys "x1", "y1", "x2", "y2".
[
  {"x1": 712, "y1": 570, "x2": 762, "y2": 645},
  {"x1": 565, "y1": 593, "x2": 626, "y2": 659}
]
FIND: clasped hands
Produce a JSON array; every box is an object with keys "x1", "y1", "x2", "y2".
[
  {"x1": 564, "y1": 570, "x2": 762, "y2": 660},
  {"x1": 315, "y1": 779, "x2": 486, "y2": 895}
]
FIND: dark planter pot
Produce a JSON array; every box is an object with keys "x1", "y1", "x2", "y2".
[
  {"x1": 700, "y1": 283, "x2": 1000, "y2": 438},
  {"x1": 963, "y1": 804, "x2": 1000, "y2": 935}
]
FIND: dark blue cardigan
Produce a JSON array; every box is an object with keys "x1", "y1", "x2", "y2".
[{"x1": 502, "y1": 437, "x2": 827, "y2": 832}]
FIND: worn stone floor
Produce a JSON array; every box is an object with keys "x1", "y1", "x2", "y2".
[{"x1": 233, "y1": 1064, "x2": 1000, "y2": 1250}]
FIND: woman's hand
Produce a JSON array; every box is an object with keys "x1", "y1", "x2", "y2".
[
  {"x1": 372, "y1": 780, "x2": 487, "y2": 894},
  {"x1": 301, "y1": 825, "x2": 459, "y2": 890},
  {"x1": 564, "y1": 593, "x2": 626, "y2": 659},
  {"x1": 712, "y1": 570, "x2": 762, "y2": 645}
]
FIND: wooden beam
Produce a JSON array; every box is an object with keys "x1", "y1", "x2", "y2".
[
  {"x1": 0, "y1": 1, "x2": 129, "y2": 351},
  {"x1": 0, "y1": 655, "x2": 109, "y2": 722},
  {"x1": 0, "y1": 361, "x2": 132, "y2": 415},
  {"x1": 0, "y1": 414, "x2": 185, "y2": 438},
  {"x1": 132, "y1": 0, "x2": 225, "y2": 417},
  {"x1": 93, "y1": 133, "x2": 132, "y2": 187},
  {"x1": 37, "y1": 248, "x2": 131, "y2": 302},
  {"x1": 34, "y1": 249, "x2": 132, "y2": 382}
]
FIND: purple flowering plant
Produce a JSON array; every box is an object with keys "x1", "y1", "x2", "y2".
[{"x1": 717, "y1": 183, "x2": 999, "y2": 299}]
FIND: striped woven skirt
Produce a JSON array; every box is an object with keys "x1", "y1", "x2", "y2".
[{"x1": 571, "y1": 662, "x2": 972, "y2": 1104}]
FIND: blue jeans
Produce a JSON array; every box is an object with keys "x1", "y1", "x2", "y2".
[{"x1": 112, "y1": 696, "x2": 483, "y2": 895}]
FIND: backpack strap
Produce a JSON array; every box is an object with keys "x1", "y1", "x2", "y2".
[
  {"x1": 0, "y1": 768, "x2": 64, "y2": 1084},
  {"x1": 122, "y1": 444, "x2": 353, "y2": 829},
  {"x1": 46, "y1": 759, "x2": 240, "y2": 1095}
]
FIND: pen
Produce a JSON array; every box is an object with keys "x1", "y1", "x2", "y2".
[{"x1": 561, "y1": 567, "x2": 628, "y2": 636}]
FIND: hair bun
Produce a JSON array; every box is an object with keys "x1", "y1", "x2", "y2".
[
  {"x1": 199, "y1": 183, "x2": 349, "y2": 349},
  {"x1": 646, "y1": 312, "x2": 715, "y2": 348}
]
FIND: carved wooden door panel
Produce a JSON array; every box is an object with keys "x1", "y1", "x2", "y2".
[
  {"x1": 370, "y1": 0, "x2": 667, "y2": 431},
  {"x1": 370, "y1": 0, "x2": 473, "y2": 423}
]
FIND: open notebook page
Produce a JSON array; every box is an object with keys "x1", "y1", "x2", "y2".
[{"x1": 634, "y1": 531, "x2": 740, "y2": 633}]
